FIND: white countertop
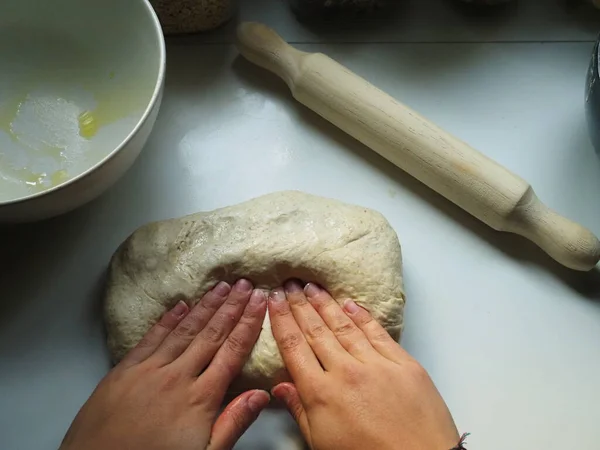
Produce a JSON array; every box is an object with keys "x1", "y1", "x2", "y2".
[{"x1": 2, "y1": 1, "x2": 600, "y2": 449}]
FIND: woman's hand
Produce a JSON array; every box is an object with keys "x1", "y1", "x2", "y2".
[
  {"x1": 60, "y1": 279, "x2": 269, "y2": 450},
  {"x1": 269, "y1": 280, "x2": 460, "y2": 450}
]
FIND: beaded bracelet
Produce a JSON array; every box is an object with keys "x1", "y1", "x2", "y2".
[{"x1": 450, "y1": 433, "x2": 470, "y2": 450}]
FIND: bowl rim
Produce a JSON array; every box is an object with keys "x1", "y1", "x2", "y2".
[{"x1": 0, "y1": 0, "x2": 167, "y2": 207}]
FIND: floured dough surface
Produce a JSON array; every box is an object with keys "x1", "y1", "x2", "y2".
[{"x1": 104, "y1": 191, "x2": 405, "y2": 390}]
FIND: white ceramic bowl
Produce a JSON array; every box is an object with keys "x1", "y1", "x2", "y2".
[{"x1": 0, "y1": 0, "x2": 165, "y2": 222}]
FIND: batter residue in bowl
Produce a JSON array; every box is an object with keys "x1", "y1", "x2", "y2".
[{"x1": 0, "y1": 81, "x2": 142, "y2": 202}]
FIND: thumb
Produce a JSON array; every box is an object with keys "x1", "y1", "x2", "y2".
[
  {"x1": 208, "y1": 390, "x2": 270, "y2": 450},
  {"x1": 271, "y1": 382, "x2": 311, "y2": 445}
]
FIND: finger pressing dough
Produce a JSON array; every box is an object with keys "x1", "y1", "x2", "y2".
[{"x1": 104, "y1": 191, "x2": 405, "y2": 391}]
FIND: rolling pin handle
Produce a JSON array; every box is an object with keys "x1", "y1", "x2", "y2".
[
  {"x1": 506, "y1": 188, "x2": 600, "y2": 271},
  {"x1": 236, "y1": 22, "x2": 306, "y2": 87}
]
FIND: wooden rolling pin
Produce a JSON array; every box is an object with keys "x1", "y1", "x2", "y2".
[{"x1": 236, "y1": 22, "x2": 600, "y2": 271}]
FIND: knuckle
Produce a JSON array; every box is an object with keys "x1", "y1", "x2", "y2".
[
  {"x1": 280, "y1": 332, "x2": 303, "y2": 351},
  {"x1": 371, "y1": 329, "x2": 393, "y2": 343},
  {"x1": 290, "y1": 294, "x2": 309, "y2": 306},
  {"x1": 407, "y1": 361, "x2": 431, "y2": 384},
  {"x1": 306, "y1": 323, "x2": 327, "y2": 340},
  {"x1": 209, "y1": 359, "x2": 238, "y2": 382},
  {"x1": 342, "y1": 364, "x2": 366, "y2": 386},
  {"x1": 289, "y1": 402, "x2": 305, "y2": 420},
  {"x1": 204, "y1": 323, "x2": 228, "y2": 344},
  {"x1": 229, "y1": 408, "x2": 247, "y2": 430},
  {"x1": 357, "y1": 313, "x2": 375, "y2": 327},
  {"x1": 240, "y1": 305, "x2": 263, "y2": 321},
  {"x1": 148, "y1": 319, "x2": 172, "y2": 339},
  {"x1": 193, "y1": 301, "x2": 212, "y2": 317},
  {"x1": 305, "y1": 386, "x2": 328, "y2": 406},
  {"x1": 199, "y1": 294, "x2": 223, "y2": 310},
  {"x1": 217, "y1": 387, "x2": 262, "y2": 424},
  {"x1": 216, "y1": 310, "x2": 237, "y2": 326},
  {"x1": 332, "y1": 321, "x2": 356, "y2": 337},
  {"x1": 172, "y1": 320, "x2": 197, "y2": 340},
  {"x1": 189, "y1": 385, "x2": 216, "y2": 407},
  {"x1": 157, "y1": 313, "x2": 177, "y2": 329},
  {"x1": 318, "y1": 299, "x2": 338, "y2": 314},
  {"x1": 160, "y1": 369, "x2": 183, "y2": 391},
  {"x1": 105, "y1": 365, "x2": 126, "y2": 381},
  {"x1": 274, "y1": 305, "x2": 293, "y2": 318},
  {"x1": 345, "y1": 341, "x2": 364, "y2": 355},
  {"x1": 135, "y1": 334, "x2": 155, "y2": 350},
  {"x1": 187, "y1": 308, "x2": 207, "y2": 325},
  {"x1": 225, "y1": 292, "x2": 246, "y2": 307},
  {"x1": 224, "y1": 334, "x2": 250, "y2": 357}
]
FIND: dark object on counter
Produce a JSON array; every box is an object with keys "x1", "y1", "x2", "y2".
[
  {"x1": 150, "y1": 0, "x2": 236, "y2": 34},
  {"x1": 585, "y1": 35, "x2": 600, "y2": 155},
  {"x1": 289, "y1": 0, "x2": 389, "y2": 19},
  {"x1": 456, "y1": 0, "x2": 513, "y2": 4}
]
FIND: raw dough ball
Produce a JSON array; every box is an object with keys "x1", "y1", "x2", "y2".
[{"x1": 104, "y1": 191, "x2": 405, "y2": 391}]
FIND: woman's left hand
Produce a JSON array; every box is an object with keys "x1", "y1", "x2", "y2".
[{"x1": 60, "y1": 279, "x2": 269, "y2": 450}]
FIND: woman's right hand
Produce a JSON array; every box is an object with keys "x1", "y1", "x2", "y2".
[{"x1": 269, "y1": 280, "x2": 461, "y2": 450}]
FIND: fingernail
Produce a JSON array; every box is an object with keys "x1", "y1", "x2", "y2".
[
  {"x1": 213, "y1": 281, "x2": 231, "y2": 297},
  {"x1": 250, "y1": 289, "x2": 266, "y2": 305},
  {"x1": 234, "y1": 278, "x2": 253, "y2": 293},
  {"x1": 247, "y1": 390, "x2": 270, "y2": 414},
  {"x1": 269, "y1": 289, "x2": 286, "y2": 302},
  {"x1": 270, "y1": 384, "x2": 289, "y2": 399},
  {"x1": 304, "y1": 283, "x2": 322, "y2": 298},
  {"x1": 343, "y1": 299, "x2": 360, "y2": 314},
  {"x1": 172, "y1": 301, "x2": 189, "y2": 318},
  {"x1": 284, "y1": 279, "x2": 303, "y2": 294}
]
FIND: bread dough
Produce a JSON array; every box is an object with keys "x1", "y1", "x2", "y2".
[{"x1": 104, "y1": 191, "x2": 405, "y2": 391}]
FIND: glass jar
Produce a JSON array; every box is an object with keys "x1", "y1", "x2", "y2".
[
  {"x1": 288, "y1": 0, "x2": 390, "y2": 18},
  {"x1": 150, "y1": 0, "x2": 237, "y2": 35}
]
